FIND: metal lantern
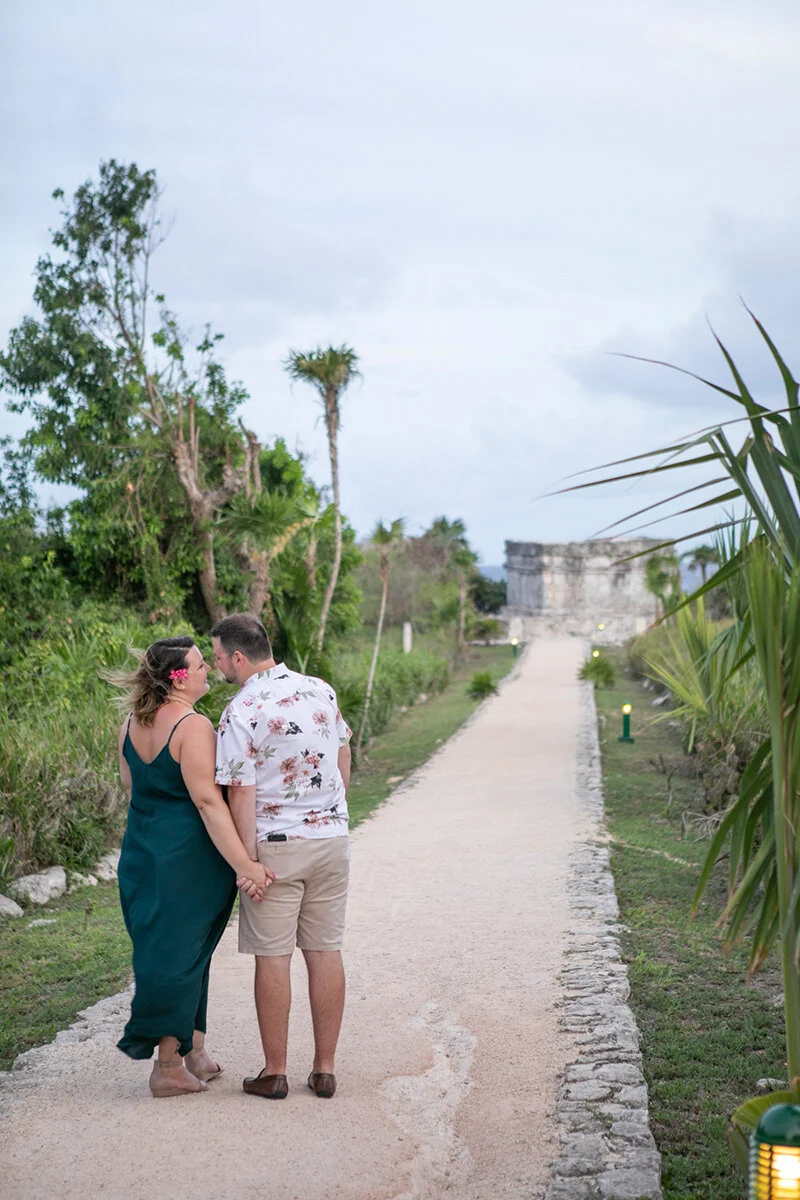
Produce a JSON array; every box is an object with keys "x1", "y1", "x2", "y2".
[{"x1": 751, "y1": 1104, "x2": 800, "y2": 1199}]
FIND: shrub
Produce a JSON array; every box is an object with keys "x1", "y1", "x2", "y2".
[
  {"x1": 0, "y1": 602, "x2": 190, "y2": 884},
  {"x1": 466, "y1": 671, "x2": 498, "y2": 701},
  {"x1": 470, "y1": 616, "x2": 503, "y2": 642},
  {"x1": 331, "y1": 646, "x2": 451, "y2": 746},
  {"x1": 578, "y1": 654, "x2": 617, "y2": 687}
]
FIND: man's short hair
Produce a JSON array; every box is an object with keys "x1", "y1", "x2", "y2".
[{"x1": 211, "y1": 613, "x2": 273, "y2": 662}]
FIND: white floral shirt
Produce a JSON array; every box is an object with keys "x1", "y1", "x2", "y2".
[{"x1": 215, "y1": 664, "x2": 352, "y2": 841}]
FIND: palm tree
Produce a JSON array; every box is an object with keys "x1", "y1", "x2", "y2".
[
  {"x1": 284, "y1": 345, "x2": 360, "y2": 651},
  {"x1": 644, "y1": 551, "x2": 681, "y2": 618},
  {"x1": 355, "y1": 518, "x2": 405, "y2": 760},
  {"x1": 220, "y1": 491, "x2": 316, "y2": 631},
  {"x1": 683, "y1": 543, "x2": 719, "y2": 584},
  {"x1": 425, "y1": 517, "x2": 478, "y2": 653}
]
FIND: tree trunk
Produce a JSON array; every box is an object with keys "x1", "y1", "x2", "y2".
[
  {"x1": 355, "y1": 555, "x2": 388, "y2": 760},
  {"x1": 317, "y1": 396, "x2": 342, "y2": 651},
  {"x1": 198, "y1": 522, "x2": 226, "y2": 623},
  {"x1": 457, "y1": 573, "x2": 468, "y2": 654},
  {"x1": 173, "y1": 436, "x2": 249, "y2": 624},
  {"x1": 306, "y1": 531, "x2": 318, "y2": 591}
]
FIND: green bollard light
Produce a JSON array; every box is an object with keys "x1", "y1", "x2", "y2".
[
  {"x1": 511, "y1": 637, "x2": 519, "y2": 659},
  {"x1": 618, "y1": 703, "x2": 635, "y2": 744},
  {"x1": 750, "y1": 1103, "x2": 800, "y2": 1198}
]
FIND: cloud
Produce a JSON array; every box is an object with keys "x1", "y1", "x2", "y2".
[{"x1": 565, "y1": 212, "x2": 800, "y2": 410}]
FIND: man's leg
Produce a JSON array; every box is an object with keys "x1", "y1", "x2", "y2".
[
  {"x1": 303, "y1": 949, "x2": 345, "y2": 1074},
  {"x1": 254, "y1": 954, "x2": 293, "y2": 1075}
]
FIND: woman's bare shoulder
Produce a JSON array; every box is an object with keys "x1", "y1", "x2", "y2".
[{"x1": 177, "y1": 712, "x2": 215, "y2": 738}]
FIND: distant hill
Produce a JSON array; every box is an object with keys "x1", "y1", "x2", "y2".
[{"x1": 480, "y1": 564, "x2": 507, "y2": 582}]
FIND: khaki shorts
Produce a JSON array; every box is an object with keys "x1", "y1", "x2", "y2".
[{"x1": 238, "y1": 836, "x2": 351, "y2": 957}]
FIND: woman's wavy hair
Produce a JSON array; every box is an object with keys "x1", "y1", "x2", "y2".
[{"x1": 106, "y1": 636, "x2": 195, "y2": 727}]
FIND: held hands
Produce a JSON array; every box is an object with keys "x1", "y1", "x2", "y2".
[{"x1": 236, "y1": 859, "x2": 275, "y2": 903}]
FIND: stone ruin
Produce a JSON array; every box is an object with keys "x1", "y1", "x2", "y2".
[{"x1": 505, "y1": 539, "x2": 660, "y2": 642}]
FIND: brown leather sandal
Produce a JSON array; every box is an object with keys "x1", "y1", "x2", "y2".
[
  {"x1": 243, "y1": 1069, "x2": 289, "y2": 1099},
  {"x1": 307, "y1": 1071, "x2": 336, "y2": 1098}
]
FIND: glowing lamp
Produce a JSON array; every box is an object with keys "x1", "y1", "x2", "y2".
[
  {"x1": 592, "y1": 650, "x2": 600, "y2": 659},
  {"x1": 750, "y1": 1104, "x2": 800, "y2": 1199},
  {"x1": 618, "y1": 703, "x2": 634, "y2": 744},
  {"x1": 598, "y1": 623, "x2": 606, "y2": 631},
  {"x1": 510, "y1": 637, "x2": 519, "y2": 659}
]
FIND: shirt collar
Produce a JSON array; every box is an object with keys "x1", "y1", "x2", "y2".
[{"x1": 239, "y1": 663, "x2": 286, "y2": 694}]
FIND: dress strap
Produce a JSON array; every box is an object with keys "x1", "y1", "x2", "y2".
[{"x1": 166, "y1": 711, "x2": 197, "y2": 749}]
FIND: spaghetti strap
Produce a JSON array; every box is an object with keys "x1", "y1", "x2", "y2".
[{"x1": 166, "y1": 711, "x2": 197, "y2": 749}]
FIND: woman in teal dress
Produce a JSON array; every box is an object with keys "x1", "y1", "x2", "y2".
[{"x1": 115, "y1": 637, "x2": 272, "y2": 1098}]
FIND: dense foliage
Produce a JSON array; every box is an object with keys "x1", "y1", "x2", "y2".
[{"x1": 0, "y1": 160, "x2": 498, "y2": 887}]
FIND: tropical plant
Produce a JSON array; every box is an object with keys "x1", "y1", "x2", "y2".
[
  {"x1": 644, "y1": 551, "x2": 682, "y2": 617},
  {"x1": 0, "y1": 160, "x2": 263, "y2": 622},
  {"x1": 355, "y1": 518, "x2": 405, "y2": 759},
  {"x1": 559, "y1": 312, "x2": 800, "y2": 1164},
  {"x1": 219, "y1": 489, "x2": 317, "y2": 630},
  {"x1": 641, "y1": 596, "x2": 765, "y2": 811},
  {"x1": 466, "y1": 671, "x2": 498, "y2": 701},
  {"x1": 470, "y1": 574, "x2": 507, "y2": 614},
  {"x1": 423, "y1": 517, "x2": 478, "y2": 652},
  {"x1": 284, "y1": 345, "x2": 360, "y2": 651},
  {"x1": 683, "y1": 543, "x2": 719, "y2": 584},
  {"x1": 578, "y1": 654, "x2": 617, "y2": 688}
]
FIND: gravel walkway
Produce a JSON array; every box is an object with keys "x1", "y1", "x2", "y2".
[{"x1": 0, "y1": 637, "x2": 660, "y2": 1199}]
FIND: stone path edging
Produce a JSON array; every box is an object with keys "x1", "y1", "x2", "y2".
[{"x1": 545, "y1": 680, "x2": 663, "y2": 1200}]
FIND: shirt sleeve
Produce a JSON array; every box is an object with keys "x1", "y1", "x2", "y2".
[
  {"x1": 333, "y1": 695, "x2": 352, "y2": 746},
  {"x1": 215, "y1": 703, "x2": 258, "y2": 786}
]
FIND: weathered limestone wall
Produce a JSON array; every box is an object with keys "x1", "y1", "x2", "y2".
[{"x1": 505, "y1": 539, "x2": 659, "y2": 642}]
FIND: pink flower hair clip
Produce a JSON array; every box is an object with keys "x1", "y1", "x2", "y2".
[{"x1": 169, "y1": 667, "x2": 189, "y2": 681}]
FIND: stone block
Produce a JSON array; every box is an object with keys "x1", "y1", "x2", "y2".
[
  {"x1": 598, "y1": 1165, "x2": 661, "y2": 1199},
  {"x1": 0, "y1": 895, "x2": 24, "y2": 919},
  {"x1": 9, "y1": 866, "x2": 66, "y2": 905},
  {"x1": 93, "y1": 851, "x2": 120, "y2": 882},
  {"x1": 68, "y1": 872, "x2": 98, "y2": 893}
]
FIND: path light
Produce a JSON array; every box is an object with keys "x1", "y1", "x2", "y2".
[
  {"x1": 618, "y1": 703, "x2": 635, "y2": 744},
  {"x1": 750, "y1": 1103, "x2": 800, "y2": 1198},
  {"x1": 598, "y1": 623, "x2": 606, "y2": 631},
  {"x1": 592, "y1": 650, "x2": 600, "y2": 659},
  {"x1": 511, "y1": 637, "x2": 519, "y2": 659}
]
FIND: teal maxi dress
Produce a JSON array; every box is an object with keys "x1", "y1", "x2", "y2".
[{"x1": 117, "y1": 713, "x2": 237, "y2": 1059}]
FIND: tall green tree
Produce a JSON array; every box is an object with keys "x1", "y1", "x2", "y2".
[
  {"x1": 423, "y1": 516, "x2": 479, "y2": 651},
  {"x1": 355, "y1": 518, "x2": 405, "y2": 759},
  {"x1": 644, "y1": 550, "x2": 681, "y2": 617},
  {"x1": 682, "y1": 543, "x2": 719, "y2": 584},
  {"x1": 284, "y1": 345, "x2": 360, "y2": 651},
  {"x1": 0, "y1": 160, "x2": 259, "y2": 622}
]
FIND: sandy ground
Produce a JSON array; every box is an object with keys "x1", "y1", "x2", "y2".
[{"x1": 1, "y1": 637, "x2": 588, "y2": 1200}]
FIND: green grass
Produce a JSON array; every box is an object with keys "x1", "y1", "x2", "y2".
[
  {"x1": 0, "y1": 642, "x2": 514, "y2": 1071},
  {"x1": 594, "y1": 651, "x2": 786, "y2": 1200},
  {"x1": 0, "y1": 882, "x2": 133, "y2": 1069}
]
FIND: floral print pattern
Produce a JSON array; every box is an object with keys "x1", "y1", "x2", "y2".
[{"x1": 215, "y1": 664, "x2": 351, "y2": 841}]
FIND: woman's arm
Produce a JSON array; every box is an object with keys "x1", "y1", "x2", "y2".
[
  {"x1": 118, "y1": 722, "x2": 132, "y2": 797},
  {"x1": 178, "y1": 717, "x2": 273, "y2": 893}
]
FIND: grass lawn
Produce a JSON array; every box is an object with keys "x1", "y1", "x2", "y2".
[
  {"x1": 593, "y1": 648, "x2": 786, "y2": 1200},
  {"x1": 0, "y1": 642, "x2": 513, "y2": 1071}
]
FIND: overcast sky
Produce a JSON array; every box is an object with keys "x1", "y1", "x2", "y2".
[{"x1": 2, "y1": 0, "x2": 799, "y2": 564}]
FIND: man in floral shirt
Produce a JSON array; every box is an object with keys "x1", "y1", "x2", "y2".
[{"x1": 211, "y1": 613, "x2": 352, "y2": 1101}]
